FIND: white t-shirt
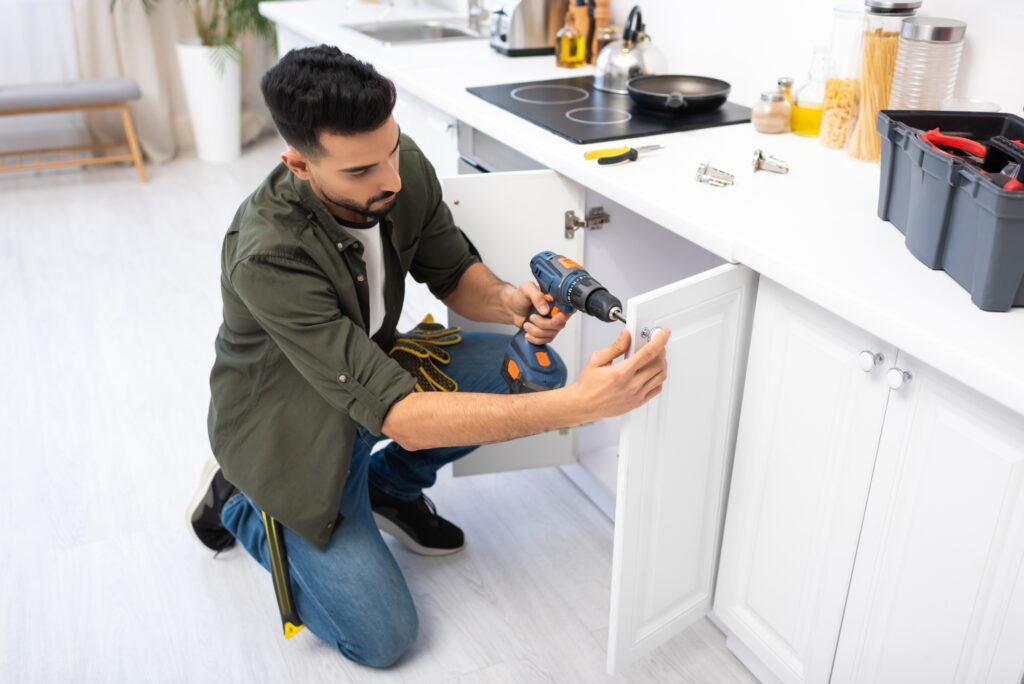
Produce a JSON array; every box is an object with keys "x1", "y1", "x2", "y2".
[{"x1": 340, "y1": 219, "x2": 386, "y2": 337}]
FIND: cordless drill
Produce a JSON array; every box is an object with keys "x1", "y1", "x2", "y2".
[{"x1": 502, "y1": 251, "x2": 627, "y2": 394}]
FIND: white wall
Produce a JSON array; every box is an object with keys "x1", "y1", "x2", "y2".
[{"x1": 608, "y1": 0, "x2": 1024, "y2": 113}]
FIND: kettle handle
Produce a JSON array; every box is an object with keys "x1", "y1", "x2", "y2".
[{"x1": 623, "y1": 5, "x2": 643, "y2": 43}]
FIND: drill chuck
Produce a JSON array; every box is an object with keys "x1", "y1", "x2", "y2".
[
  {"x1": 581, "y1": 288, "x2": 624, "y2": 323},
  {"x1": 562, "y1": 273, "x2": 623, "y2": 322}
]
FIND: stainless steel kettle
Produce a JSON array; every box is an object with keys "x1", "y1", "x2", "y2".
[{"x1": 594, "y1": 6, "x2": 666, "y2": 95}]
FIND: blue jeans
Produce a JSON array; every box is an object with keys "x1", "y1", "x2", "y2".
[{"x1": 221, "y1": 331, "x2": 565, "y2": 667}]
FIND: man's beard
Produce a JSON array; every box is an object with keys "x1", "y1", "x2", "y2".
[{"x1": 321, "y1": 187, "x2": 398, "y2": 220}]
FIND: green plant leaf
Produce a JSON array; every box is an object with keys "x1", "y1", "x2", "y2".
[
  {"x1": 208, "y1": 42, "x2": 242, "y2": 74},
  {"x1": 109, "y1": 0, "x2": 278, "y2": 52}
]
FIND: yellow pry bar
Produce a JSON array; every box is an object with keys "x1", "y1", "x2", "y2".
[{"x1": 261, "y1": 511, "x2": 305, "y2": 640}]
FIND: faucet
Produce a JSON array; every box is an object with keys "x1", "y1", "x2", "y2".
[{"x1": 349, "y1": 0, "x2": 421, "y2": 21}]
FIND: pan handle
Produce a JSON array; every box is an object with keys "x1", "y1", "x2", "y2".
[{"x1": 665, "y1": 92, "x2": 687, "y2": 110}]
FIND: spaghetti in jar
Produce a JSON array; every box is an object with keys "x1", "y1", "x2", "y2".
[{"x1": 845, "y1": 0, "x2": 920, "y2": 161}]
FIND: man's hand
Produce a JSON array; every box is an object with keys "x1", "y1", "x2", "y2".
[
  {"x1": 381, "y1": 326, "x2": 670, "y2": 452},
  {"x1": 570, "y1": 327, "x2": 670, "y2": 422},
  {"x1": 503, "y1": 281, "x2": 572, "y2": 345}
]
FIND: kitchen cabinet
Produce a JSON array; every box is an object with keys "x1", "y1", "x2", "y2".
[
  {"x1": 572, "y1": 190, "x2": 724, "y2": 517},
  {"x1": 441, "y1": 167, "x2": 768, "y2": 677},
  {"x1": 275, "y1": 25, "x2": 312, "y2": 58},
  {"x1": 392, "y1": 92, "x2": 459, "y2": 179},
  {"x1": 441, "y1": 168, "x2": 726, "y2": 489},
  {"x1": 607, "y1": 263, "x2": 759, "y2": 673},
  {"x1": 441, "y1": 169, "x2": 586, "y2": 475},
  {"x1": 712, "y1": 280, "x2": 896, "y2": 684},
  {"x1": 606, "y1": 277, "x2": 1024, "y2": 681},
  {"x1": 830, "y1": 349, "x2": 1024, "y2": 684},
  {"x1": 686, "y1": 281, "x2": 1024, "y2": 683}
]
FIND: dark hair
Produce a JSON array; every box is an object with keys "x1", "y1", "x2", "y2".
[{"x1": 260, "y1": 45, "x2": 397, "y2": 158}]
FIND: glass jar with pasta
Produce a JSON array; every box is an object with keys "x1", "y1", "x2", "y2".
[
  {"x1": 820, "y1": 5, "x2": 864, "y2": 149},
  {"x1": 846, "y1": 0, "x2": 921, "y2": 161}
]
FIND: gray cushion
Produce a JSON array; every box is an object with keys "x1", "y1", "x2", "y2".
[{"x1": 0, "y1": 78, "x2": 141, "y2": 111}]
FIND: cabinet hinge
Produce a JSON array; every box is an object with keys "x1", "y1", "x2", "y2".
[{"x1": 564, "y1": 207, "x2": 610, "y2": 239}]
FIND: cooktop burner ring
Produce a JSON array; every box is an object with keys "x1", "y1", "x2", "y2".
[
  {"x1": 565, "y1": 107, "x2": 633, "y2": 125},
  {"x1": 510, "y1": 85, "x2": 590, "y2": 105}
]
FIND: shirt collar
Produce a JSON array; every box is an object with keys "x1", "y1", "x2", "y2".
[{"x1": 292, "y1": 172, "x2": 362, "y2": 250}]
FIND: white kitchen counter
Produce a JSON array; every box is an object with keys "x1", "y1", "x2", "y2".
[{"x1": 261, "y1": 0, "x2": 1024, "y2": 417}]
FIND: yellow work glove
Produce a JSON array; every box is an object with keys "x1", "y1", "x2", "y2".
[{"x1": 389, "y1": 314, "x2": 462, "y2": 392}]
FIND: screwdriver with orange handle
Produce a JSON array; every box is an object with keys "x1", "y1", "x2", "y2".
[{"x1": 502, "y1": 251, "x2": 626, "y2": 393}]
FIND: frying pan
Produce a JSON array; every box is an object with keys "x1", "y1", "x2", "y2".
[{"x1": 627, "y1": 75, "x2": 731, "y2": 114}]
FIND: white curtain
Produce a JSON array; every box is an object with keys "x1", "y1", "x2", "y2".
[
  {"x1": 0, "y1": 0, "x2": 86, "y2": 152},
  {"x1": 70, "y1": 0, "x2": 275, "y2": 165}
]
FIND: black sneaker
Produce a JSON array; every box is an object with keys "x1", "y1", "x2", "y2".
[
  {"x1": 187, "y1": 457, "x2": 239, "y2": 551},
  {"x1": 369, "y1": 482, "x2": 465, "y2": 556}
]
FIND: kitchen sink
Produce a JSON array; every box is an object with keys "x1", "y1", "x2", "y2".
[{"x1": 344, "y1": 19, "x2": 486, "y2": 45}]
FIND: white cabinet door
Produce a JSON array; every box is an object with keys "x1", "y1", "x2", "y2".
[
  {"x1": 831, "y1": 350, "x2": 1024, "y2": 684},
  {"x1": 393, "y1": 89, "x2": 459, "y2": 179},
  {"x1": 607, "y1": 263, "x2": 758, "y2": 674},
  {"x1": 441, "y1": 170, "x2": 586, "y2": 476},
  {"x1": 712, "y1": 280, "x2": 895, "y2": 684}
]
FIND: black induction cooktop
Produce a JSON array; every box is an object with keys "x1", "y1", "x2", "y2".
[{"x1": 468, "y1": 75, "x2": 751, "y2": 145}]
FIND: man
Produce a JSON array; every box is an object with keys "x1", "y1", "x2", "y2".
[{"x1": 189, "y1": 45, "x2": 669, "y2": 667}]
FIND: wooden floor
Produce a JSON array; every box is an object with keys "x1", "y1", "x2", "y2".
[{"x1": 0, "y1": 138, "x2": 758, "y2": 684}]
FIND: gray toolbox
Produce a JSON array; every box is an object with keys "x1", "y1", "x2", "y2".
[{"x1": 877, "y1": 110, "x2": 1024, "y2": 312}]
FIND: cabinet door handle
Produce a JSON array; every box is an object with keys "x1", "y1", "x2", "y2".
[
  {"x1": 886, "y1": 367, "x2": 913, "y2": 390},
  {"x1": 640, "y1": 326, "x2": 663, "y2": 343},
  {"x1": 859, "y1": 350, "x2": 884, "y2": 372}
]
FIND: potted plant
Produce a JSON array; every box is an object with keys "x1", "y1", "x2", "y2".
[{"x1": 113, "y1": 0, "x2": 275, "y2": 163}]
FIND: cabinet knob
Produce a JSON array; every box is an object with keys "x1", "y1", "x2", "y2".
[
  {"x1": 886, "y1": 367, "x2": 913, "y2": 390},
  {"x1": 859, "y1": 350, "x2": 884, "y2": 372},
  {"x1": 640, "y1": 327, "x2": 664, "y2": 343}
]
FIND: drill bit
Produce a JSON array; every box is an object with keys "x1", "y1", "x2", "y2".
[{"x1": 609, "y1": 308, "x2": 627, "y2": 325}]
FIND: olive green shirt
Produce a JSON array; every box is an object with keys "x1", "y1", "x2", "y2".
[{"x1": 207, "y1": 135, "x2": 480, "y2": 549}]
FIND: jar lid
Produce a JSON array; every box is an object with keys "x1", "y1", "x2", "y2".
[
  {"x1": 901, "y1": 16, "x2": 967, "y2": 42},
  {"x1": 865, "y1": 0, "x2": 922, "y2": 15},
  {"x1": 777, "y1": 76, "x2": 794, "y2": 89},
  {"x1": 760, "y1": 90, "x2": 786, "y2": 102}
]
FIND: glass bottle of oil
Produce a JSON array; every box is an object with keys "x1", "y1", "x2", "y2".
[
  {"x1": 556, "y1": 9, "x2": 586, "y2": 69},
  {"x1": 792, "y1": 46, "x2": 827, "y2": 137}
]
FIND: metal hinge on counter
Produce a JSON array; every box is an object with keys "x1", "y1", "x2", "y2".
[{"x1": 564, "y1": 207, "x2": 610, "y2": 239}]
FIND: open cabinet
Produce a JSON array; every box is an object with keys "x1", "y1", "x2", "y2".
[
  {"x1": 441, "y1": 170, "x2": 586, "y2": 476},
  {"x1": 441, "y1": 168, "x2": 760, "y2": 675}
]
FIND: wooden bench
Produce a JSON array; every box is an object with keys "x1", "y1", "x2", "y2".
[{"x1": 0, "y1": 78, "x2": 146, "y2": 183}]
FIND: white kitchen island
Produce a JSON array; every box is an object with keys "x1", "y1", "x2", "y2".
[{"x1": 260, "y1": 3, "x2": 1024, "y2": 682}]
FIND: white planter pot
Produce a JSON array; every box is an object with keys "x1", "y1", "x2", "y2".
[{"x1": 176, "y1": 40, "x2": 241, "y2": 164}]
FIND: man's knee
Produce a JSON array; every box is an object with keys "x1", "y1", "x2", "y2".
[{"x1": 340, "y1": 601, "x2": 419, "y2": 668}]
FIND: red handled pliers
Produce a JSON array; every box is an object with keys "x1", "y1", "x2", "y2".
[{"x1": 921, "y1": 129, "x2": 1024, "y2": 191}]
